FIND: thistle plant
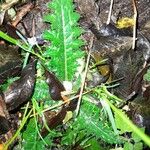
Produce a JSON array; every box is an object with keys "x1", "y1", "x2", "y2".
[{"x1": 43, "y1": 0, "x2": 84, "y2": 82}]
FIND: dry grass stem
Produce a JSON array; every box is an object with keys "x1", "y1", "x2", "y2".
[
  {"x1": 132, "y1": 0, "x2": 137, "y2": 49},
  {"x1": 107, "y1": 0, "x2": 114, "y2": 25},
  {"x1": 75, "y1": 37, "x2": 94, "y2": 116}
]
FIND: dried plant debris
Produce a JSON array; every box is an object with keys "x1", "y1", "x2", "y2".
[
  {"x1": 11, "y1": 2, "x2": 34, "y2": 27},
  {"x1": 16, "y1": 0, "x2": 50, "y2": 37},
  {"x1": 40, "y1": 98, "x2": 78, "y2": 137},
  {"x1": 40, "y1": 108, "x2": 67, "y2": 137},
  {"x1": 90, "y1": 23, "x2": 132, "y2": 38},
  {"x1": 0, "y1": 44, "x2": 22, "y2": 84},
  {"x1": 4, "y1": 60, "x2": 37, "y2": 111},
  {"x1": 0, "y1": 115, "x2": 11, "y2": 135},
  {"x1": 129, "y1": 86, "x2": 150, "y2": 135},
  {"x1": 0, "y1": 93, "x2": 13, "y2": 143},
  {"x1": 45, "y1": 70, "x2": 65, "y2": 101},
  {"x1": 90, "y1": 21, "x2": 150, "y2": 100},
  {"x1": 74, "y1": 0, "x2": 100, "y2": 25},
  {"x1": 0, "y1": 92, "x2": 9, "y2": 117},
  {"x1": 0, "y1": 0, "x2": 19, "y2": 12},
  {"x1": 76, "y1": 0, "x2": 150, "y2": 28},
  {"x1": 0, "y1": 23, "x2": 25, "y2": 39}
]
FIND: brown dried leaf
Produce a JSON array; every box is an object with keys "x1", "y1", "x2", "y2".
[
  {"x1": 0, "y1": 115, "x2": 11, "y2": 135},
  {"x1": 45, "y1": 70, "x2": 65, "y2": 101},
  {"x1": 4, "y1": 60, "x2": 37, "y2": 111},
  {"x1": 75, "y1": 0, "x2": 100, "y2": 25},
  {"x1": 0, "y1": 93, "x2": 13, "y2": 143},
  {"x1": 0, "y1": 44, "x2": 22, "y2": 84},
  {"x1": 40, "y1": 107, "x2": 67, "y2": 137},
  {"x1": 40, "y1": 94, "x2": 79, "y2": 137}
]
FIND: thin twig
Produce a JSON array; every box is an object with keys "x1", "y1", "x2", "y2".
[
  {"x1": 30, "y1": 89, "x2": 91, "y2": 117},
  {"x1": 31, "y1": 78, "x2": 123, "y2": 117},
  {"x1": 106, "y1": 0, "x2": 114, "y2": 25},
  {"x1": 11, "y1": 3, "x2": 34, "y2": 27},
  {"x1": 132, "y1": 0, "x2": 137, "y2": 49},
  {"x1": 75, "y1": 37, "x2": 94, "y2": 116},
  {"x1": 0, "y1": 0, "x2": 19, "y2": 12}
]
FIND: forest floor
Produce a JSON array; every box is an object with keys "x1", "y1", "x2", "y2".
[{"x1": 0, "y1": 0, "x2": 150, "y2": 149}]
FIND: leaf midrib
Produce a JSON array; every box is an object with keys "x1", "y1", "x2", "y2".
[{"x1": 61, "y1": 2, "x2": 68, "y2": 80}]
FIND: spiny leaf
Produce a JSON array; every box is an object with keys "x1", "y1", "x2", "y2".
[
  {"x1": 45, "y1": 70, "x2": 65, "y2": 101},
  {"x1": 114, "y1": 110, "x2": 133, "y2": 134},
  {"x1": 4, "y1": 60, "x2": 37, "y2": 111},
  {"x1": 43, "y1": 0, "x2": 84, "y2": 81},
  {"x1": 22, "y1": 118, "x2": 56, "y2": 150},
  {"x1": 22, "y1": 118, "x2": 45, "y2": 150},
  {"x1": 75, "y1": 100, "x2": 122, "y2": 144},
  {"x1": 32, "y1": 78, "x2": 50, "y2": 101}
]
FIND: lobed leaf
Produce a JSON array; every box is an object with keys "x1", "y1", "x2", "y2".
[
  {"x1": 74, "y1": 101, "x2": 122, "y2": 144},
  {"x1": 43, "y1": 0, "x2": 84, "y2": 81}
]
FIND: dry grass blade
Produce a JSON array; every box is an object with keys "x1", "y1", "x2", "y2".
[
  {"x1": 0, "y1": 0, "x2": 19, "y2": 12},
  {"x1": 132, "y1": 0, "x2": 137, "y2": 49},
  {"x1": 75, "y1": 37, "x2": 94, "y2": 116},
  {"x1": 107, "y1": 0, "x2": 114, "y2": 25}
]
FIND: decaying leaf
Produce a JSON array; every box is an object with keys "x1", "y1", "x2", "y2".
[
  {"x1": 40, "y1": 94, "x2": 78, "y2": 137},
  {"x1": 90, "y1": 23, "x2": 132, "y2": 38},
  {"x1": 45, "y1": 70, "x2": 65, "y2": 101},
  {"x1": 4, "y1": 60, "x2": 37, "y2": 111},
  {"x1": 0, "y1": 93, "x2": 9, "y2": 118},
  {"x1": 0, "y1": 11, "x2": 5, "y2": 25},
  {"x1": 0, "y1": 24, "x2": 24, "y2": 39},
  {"x1": 0, "y1": 0, "x2": 19, "y2": 12},
  {"x1": 0, "y1": 115, "x2": 11, "y2": 135},
  {"x1": 0, "y1": 44, "x2": 22, "y2": 84},
  {"x1": 40, "y1": 107, "x2": 67, "y2": 137},
  {"x1": 91, "y1": 22, "x2": 150, "y2": 100},
  {"x1": 0, "y1": 93, "x2": 12, "y2": 143}
]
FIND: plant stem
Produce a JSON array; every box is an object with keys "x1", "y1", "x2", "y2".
[
  {"x1": 132, "y1": 0, "x2": 137, "y2": 49},
  {"x1": 107, "y1": 0, "x2": 114, "y2": 24},
  {"x1": 0, "y1": 31, "x2": 18, "y2": 45},
  {"x1": 61, "y1": 4, "x2": 68, "y2": 80},
  {"x1": 0, "y1": 30, "x2": 45, "y2": 61},
  {"x1": 75, "y1": 48, "x2": 92, "y2": 116}
]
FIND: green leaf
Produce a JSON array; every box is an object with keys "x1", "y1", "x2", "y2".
[
  {"x1": 43, "y1": 0, "x2": 84, "y2": 81},
  {"x1": 22, "y1": 118, "x2": 55, "y2": 150},
  {"x1": 124, "y1": 142, "x2": 134, "y2": 150},
  {"x1": 61, "y1": 127, "x2": 85, "y2": 146},
  {"x1": 75, "y1": 100, "x2": 122, "y2": 144},
  {"x1": 114, "y1": 110, "x2": 133, "y2": 134},
  {"x1": 22, "y1": 119, "x2": 44, "y2": 150},
  {"x1": 100, "y1": 98, "x2": 118, "y2": 134},
  {"x1": 84, "y1": 138, "x2": 102, "y2": 150},
  {"x1": 0, "y1": 31, "x2": 18, "y2": 45},
  {"x1": 144, "y1": 69, "x2": 150, "y2": 81},
  {"x1": 104, "y1": 94, "x2": 150, "y2": 147},
  {"x1": 131, "y1": 128, "x2": 145, "y2": 142},
  {"x1": 32, "y1": 78, "x2": 50, "y2": 101},
  {"x1": 134, "y1": 142, "x2": 143, "y2": 150}
]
